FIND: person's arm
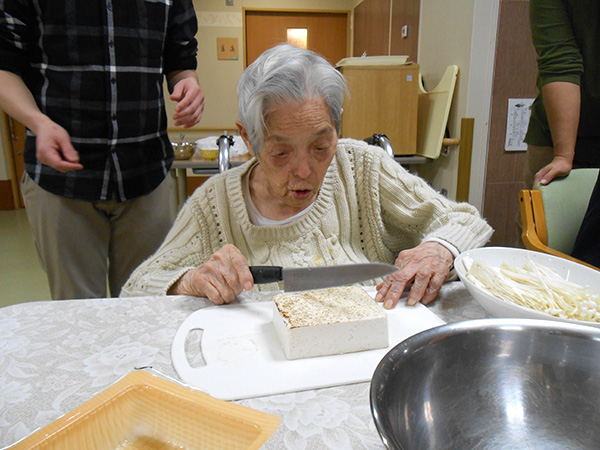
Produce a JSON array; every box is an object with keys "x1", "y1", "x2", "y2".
[
  {"x1": 358, "y1": 145, "x2": 492, "y2": 309},
  {"x1": 0, "y1": 70, "x2": 82, "y2": 172},
  {"x1": 163, "y1": 0, "x2": 203, "y2": 128},
  {"x1": 534, "y1": 81, "x2": 580, "y2": 185},
  {"x1": 121, "y1": 185, "x2": 252, "y2": 303},
  {"x1": 0, "y1": 70, "x2": 46, "y2": 130},
  {"x1": 375, "y1": 242, "x2": 454, "y2": 308},
  {"x1": 166, "y1": 69, "x2": 205, "y2": 128},
  {"x1": 168, "y1": 244, "x2": 254, "y2": 304},
  {"x1": 529, "y1": 0, "x2": 583, "y2": 185}
]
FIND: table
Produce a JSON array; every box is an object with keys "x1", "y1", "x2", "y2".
[
  {"x1": 0, "y1": 282, "x2": 488, "y2": 449},
  {"x1": 171, "y1": 158, "x2": 248, "y2": 208}
]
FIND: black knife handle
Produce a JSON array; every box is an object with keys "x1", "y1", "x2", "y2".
[{"x1": 249, "y1": 266, "x2": 283, "y2": 284}]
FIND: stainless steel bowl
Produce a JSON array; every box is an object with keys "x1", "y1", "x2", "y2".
[{"x1": 370, "y1": 319, "x2": 600, "y2": 450}]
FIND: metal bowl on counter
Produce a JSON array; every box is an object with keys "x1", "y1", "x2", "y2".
[
  {"x1": 172, "y1": 141, "x2": 194, "y2": 160},
  {"x1": 370, "y1": 318, "x2": 600, "y2": 450}
]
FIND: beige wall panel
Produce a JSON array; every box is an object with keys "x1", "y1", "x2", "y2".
[
  {"x1": 164, "y1": 5, "x2": 244, "y2": 131},
  {"x1": 416, "y1": 0, "x2": 475, "y2": 200}
]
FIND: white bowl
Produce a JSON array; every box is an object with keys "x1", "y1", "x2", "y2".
[{"x1": 455, "y1": 247, "x2": 600, "y2": 329}]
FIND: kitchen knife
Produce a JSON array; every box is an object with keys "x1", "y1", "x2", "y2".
[{"x1": 249, "y1": 262, "x2": 397, "y2": 292}]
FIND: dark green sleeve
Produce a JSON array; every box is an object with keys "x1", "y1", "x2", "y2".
[{"x1": 530, "y1": 0, "x2": 583, "y2": 88}]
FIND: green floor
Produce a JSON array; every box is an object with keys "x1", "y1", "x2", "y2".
[{"x1": 0, "y1": 208, "x2": 51, "y2": 307}]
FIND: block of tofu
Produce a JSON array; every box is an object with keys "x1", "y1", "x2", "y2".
[{"x1": 272, "y1": 286, "x2": 389, "y2": 360}]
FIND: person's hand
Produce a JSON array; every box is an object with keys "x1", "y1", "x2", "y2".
[
  {"x1": 375, "y1": 242, "x2": 454, "y2": 309},
  {"x1": 170, "y1": 77, "x2": 205, "y2": 128},
  {"x1": 168, "y1": 244, "x2": 254, "y2": 304},
  {"x1": 35, "y1": 120, "x2": 83, "y2": 172},
  {"x1": 534, "y1": 156, "x2": 573, "y2": 186}
]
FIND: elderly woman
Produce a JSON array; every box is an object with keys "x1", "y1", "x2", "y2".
[{"x1": 121, "y1": 44, "x2": 492, "y2": 308}]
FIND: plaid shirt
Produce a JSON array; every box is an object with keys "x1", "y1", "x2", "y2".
[{"x1": 0, "y1": 0, "x2": 198, "y2": 201}]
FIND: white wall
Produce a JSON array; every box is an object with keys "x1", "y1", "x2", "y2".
[
  {"x1": 465, "y1": 0, "x2": 499, "y2": 211},
  {"x1": 418, "y1": 0, "x2": 498, "y2": 208},
  {"x1": 416, "y1": 0, "x2": 476, "y2": 201}
]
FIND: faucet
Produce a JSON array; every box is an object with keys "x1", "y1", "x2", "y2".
[
  {"x1": 365, "y1": 133, "x2": 394, "y2": 158},
  {"x1": 216, "y1": 133, "x2": 234, "y2": 173}
]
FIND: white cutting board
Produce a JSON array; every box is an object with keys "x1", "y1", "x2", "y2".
[{"x1": 171, "y1": 289, "x2": 445, "y2": 400}]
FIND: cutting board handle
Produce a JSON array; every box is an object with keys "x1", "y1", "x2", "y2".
[{"x1": 171, "y1": 317, "x2": 207, "y2": 384}]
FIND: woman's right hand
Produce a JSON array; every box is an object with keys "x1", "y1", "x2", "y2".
[
  {"x1": 168, "y1": 244, "x2": 254, "y2": 304},
  {"x1": 533, "y1": 155, "x2": 573, "y2": 186},
  {"x1": 35, "y1": 119, "x2": 83, "y2": 173}
]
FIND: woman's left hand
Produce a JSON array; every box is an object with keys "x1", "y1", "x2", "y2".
[{"x1": 375, "y1": 242, "x2": 454, "y2": 309}]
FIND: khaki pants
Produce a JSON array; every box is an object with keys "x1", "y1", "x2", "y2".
[{"x1": 22, "y1": 173, "x2": 177, "y2": 299}]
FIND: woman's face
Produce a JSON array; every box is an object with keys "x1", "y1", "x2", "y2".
[{"x1": 242, "y1": 97, "x2": 338, "y2": 219}]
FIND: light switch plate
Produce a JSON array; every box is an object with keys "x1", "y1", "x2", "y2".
[{"x1": 217, "y1": 37, "x2": 239, "y2": 60}]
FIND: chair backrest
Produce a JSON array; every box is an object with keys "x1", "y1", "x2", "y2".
[{"x1": 536, "y1": 168, "x2": 599, "y2": 254}]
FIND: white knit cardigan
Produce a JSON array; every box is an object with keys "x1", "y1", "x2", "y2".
[{"x1": 121, "y1": 139, "x2": 492, "y2": 296}]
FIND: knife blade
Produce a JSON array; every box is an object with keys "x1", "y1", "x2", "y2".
[{"x1": 249, "y1": 262, "x2": 397, "y2": 292}]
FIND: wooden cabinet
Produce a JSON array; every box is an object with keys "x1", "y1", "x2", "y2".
[
  {"x1": 340, "y1": 62, "x2": 419, "y2": 155},
  {"x1": 1, "y1": 113, "x2": 26, "y2": 208}
]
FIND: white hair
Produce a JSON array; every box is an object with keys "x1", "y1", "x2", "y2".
[{"x1": 237, "y1": 44, "x2": 348, "y2": 153}]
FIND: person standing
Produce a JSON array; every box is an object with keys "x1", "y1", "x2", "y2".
[
  {"x1": 0, "y1": 0, "x2": 205, "y2": 299},
  {"x1": 522, "y1": 0, "x2": 600, "y2": 265},
  {"x1": 523, "y1": 0, "x2": 600, "y2": 188},
  {"x1": 570, "y1": 174, "x2": 600, "y2": 268}
]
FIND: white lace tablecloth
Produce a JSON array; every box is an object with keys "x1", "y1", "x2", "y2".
[{"x1": 0, "y1": 281, "x2": 488, "y2": 449}]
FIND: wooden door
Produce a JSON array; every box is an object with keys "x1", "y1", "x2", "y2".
[
  {"x1": 353, "y1": 0, "x2": 390, "y2": 57},
  {"x1": 482, "y1": 0, "x2": 537, "y2": 247},
  {"x1": 353, "y1": 0, "x2": 420, "y2": 61},
  {"x1": 244, "y1": 9, "x2": 350, "y2": 68},
  {"x1": 2, "y1": 113, "x2": 26, "y2": 208},
  {"x1": 390, "y1": 0, "x2": 420, "y2": 61}
]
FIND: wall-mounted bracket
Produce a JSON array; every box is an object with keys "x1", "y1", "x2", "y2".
[{"x1": 455, "y1": 118, "x2": 475, "y2": 203}]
